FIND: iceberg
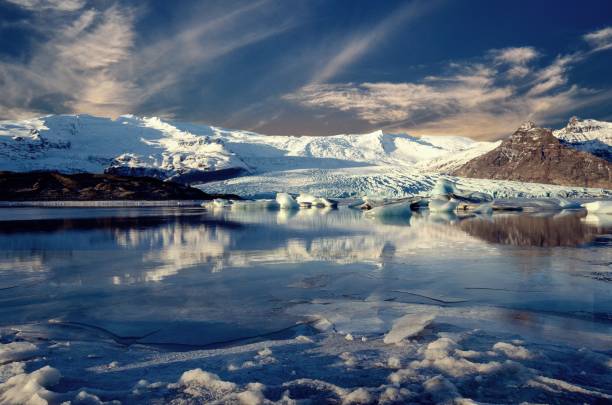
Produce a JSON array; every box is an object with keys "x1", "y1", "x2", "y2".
[
  {"x1": 275, "y1": 193, "x2": 299, "y2": 209},
  {"x1": 431, "y1": 178, "x2": 458, "y2": 197},
  {"x1": 364, "y1": 201, "x2": 413, "y2": 219}
]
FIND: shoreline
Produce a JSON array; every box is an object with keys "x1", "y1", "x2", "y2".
[{"x1": 0, "y1": 200, "x2": 206, "y2": 207}]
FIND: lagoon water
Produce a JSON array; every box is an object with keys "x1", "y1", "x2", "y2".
[{"x1": 0, "y1": 206, "x2": 610, "y2": 403}]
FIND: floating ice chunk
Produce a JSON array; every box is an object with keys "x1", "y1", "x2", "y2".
[
  {"x1": 423, "y1": 375, "x2": 462, "y2": 405},
  {"x1": 492, "y1": 342, "x2": 532, "y2": 360},
  {"x1": 341, "y1": 387, "x2": 371, "y2": 404},
  {"x1": 170, "y1": 368, "x2": 237, "y2": 396},
  {"x1": 72, "y1": 390, "x2": 109, "y2": 405},
  {"x1": 213, "y1": 198, "x2": 232, "y2": 207},
  {"x1": 0, "y1": 342, "x2": 39, "y2": 363},
  {"x1": 296, "y1": 193, "x2": 317, "y2": 206},
  {"x1": 431, "y1": 178, "x2": 457, "y2": 197},
  {"x1": 0, "y1": 365, "x2": 61, "y2": 405},
  {"x1": 428, "y1": 198, "x2": 460, "y2": 212},
  {"x1": 383, "y1": 312, "x2": 436, "y2": 344},
  {"x1": 201, "y1": 199, "x2": 233, "y2": 209},
  {"x1": 582, "y1": 200, "x2": 612, "y2": 213},
  {"x1": 364, "y1": 201, "x2": 412, "y2": 218},
  {"x1": 387, "y1": 357, "x2": 401, "y2": 369},
  {"x1": 344, "y1": 333, "x2": 354, "y2": 341},
  {"x1": 275, "y1": 193, "x2": 299, "y2": 209},
  {"x1": 313, "y1": 197, "x2": 338, "y2": 208},
  {"x1": 379, "y1": 387, "x2": 411, "y2": 404}
]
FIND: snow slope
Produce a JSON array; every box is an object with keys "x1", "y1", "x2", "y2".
[
  {"x1": 553, "y1": 117, "x2": 612, "y2": 159},
  {"x1": 0, "y1": 115, "x2": 248, "y2": 183}
]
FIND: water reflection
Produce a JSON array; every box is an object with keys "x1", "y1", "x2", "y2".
[
  {"x1": 458, "y1": 211, "x2": 612, "y2": 247},
  {"x1": 0, "y1": 207, "x2": 609, "y2": 347}
]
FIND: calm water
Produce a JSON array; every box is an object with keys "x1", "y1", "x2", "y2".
[{"x1": 0, "y1": 206, "x2": 610, "y2": 349}]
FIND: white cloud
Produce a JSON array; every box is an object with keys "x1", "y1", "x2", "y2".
[
  {"x1": 584, "y1": 26, "x2": 612, "y2": 51},
  {"x1": 0, "y1": 5, "x2": 135, "y2": 118},
  {"x1": 526, "y1": 54, "x2": 576, "y2": 96},
  {"x1": 0, "y1": 0, "x2": 297, "y2": 119},
  {"x1": 493, "y1": 46, "x2": 538, "y2": 65},
  {"x1": 286, "y1": 46, "x2": 608, "y2": 139},
  {"x1": 4, "y1": 0, "x2": 85, "y2": 11},
  {"x1": 491, "y1": 47, "x2": 538, "y2": 78}
]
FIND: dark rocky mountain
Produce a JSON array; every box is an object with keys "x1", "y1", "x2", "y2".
[
  {"x1": 452, "y1": 122, "x2": 612, "y2": 189},
  {"x1": 0, "y1": 171, "x2": 239, "y2": 201}
]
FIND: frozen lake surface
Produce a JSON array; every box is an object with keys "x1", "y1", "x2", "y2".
[{"x1": 0, "y1": 206, "x2": 610, "y2": 404}]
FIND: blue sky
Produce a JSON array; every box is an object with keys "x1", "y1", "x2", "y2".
[{"x1": 1, "y1": 0, "x2": 611, "y2": 138}]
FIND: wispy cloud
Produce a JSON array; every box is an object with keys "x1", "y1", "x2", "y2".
[
  {"x1": 4, "y1": 0, "x2": 85, "y2": 11},
  {"x1": 584, "y1": 26, "x2": 612, "y2": 52},
  {"x1": 0, "y1": 4, "x2": 136, "y2": 117},
  {"x1": 0, "y1": 0, "x2": 297, "y2": 119},
  {"x1": 491, "y1": 46, "x2": 539, "y2": 78},
  {"x1": 311, "y1": 0, "x2": 440, "y2": 84},
  {"x1": 286, "y1": 33, "x2": 612, "y2": 139}
]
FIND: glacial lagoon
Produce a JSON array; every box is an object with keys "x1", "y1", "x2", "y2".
[{"x1": 0, "y1": 206, "x2": 610, "y2": 403}]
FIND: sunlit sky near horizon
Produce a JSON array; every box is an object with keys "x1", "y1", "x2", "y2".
[{"x1": 1, "y1": 0, "x2": 612, "y2": 139}]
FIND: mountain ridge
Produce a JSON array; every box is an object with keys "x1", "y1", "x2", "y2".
[{"x1": 452, "y1": 122, "x2": 612, "y2": 188}]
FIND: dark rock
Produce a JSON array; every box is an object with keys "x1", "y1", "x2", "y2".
[
  {"x1": 452, "y1": 123, "x2": 612, "y2": 189},
  {"x1": 0, "y1": 171, "x2": 241, "y2": 201}
]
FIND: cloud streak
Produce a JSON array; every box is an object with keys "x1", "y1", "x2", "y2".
[
  {"x1": 286, "y1": 28, "x2": 612, "y2": 139},
  {"x1": 584, "y1": 26, "x2": 612, "y2": 52},
  {"x1": 0, "y1": 0, "x2": 297, "y2": 119},
  {"x1": 311, "y1": 0, "x2": 440, "y2": 84}
]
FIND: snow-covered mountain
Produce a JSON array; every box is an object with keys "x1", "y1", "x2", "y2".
[
  {"x1": 553, "y1": 117, "x2": 612, "y2": 160},
  {"x1": 1, "y1": 114, "x2": 610, "y2": 198},
  {"x1": 0, "y1": 115, "x2": 249, "y2": 184},
  {"x1": 0, "y1": 114, "x2": 494, "y2": 178}
]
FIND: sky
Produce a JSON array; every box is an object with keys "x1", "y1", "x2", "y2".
[{"x1": 1, "y1": 0, "x2": 611, "y2": 139}]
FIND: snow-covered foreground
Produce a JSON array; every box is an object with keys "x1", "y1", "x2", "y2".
[{"x1": 0, "y1": 207, "x2": 611, "y2": 404}]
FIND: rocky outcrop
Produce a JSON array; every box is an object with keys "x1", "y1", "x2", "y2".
[
  {"x1": 0, "y1": 171, "x2": 240, "y2": 201},
  {"x1": 452, "y1": 122, "x2": 612, "y2": 189}
]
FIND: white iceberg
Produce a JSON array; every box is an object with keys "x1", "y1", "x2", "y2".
[
  {"x1": 364, "y1": 201, "x2": 412, "y2": 219},
  {"x1": 275, "y1": 193, "x2": 299, "y2": 209},
  {"x1": 296, "y1": 193, "x2": 318, "y2": 207}
]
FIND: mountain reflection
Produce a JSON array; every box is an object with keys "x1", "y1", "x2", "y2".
[
  {"x1": 0, "y1": 208, "x2": 609, "y2": 286},
  {"x1": 457, "y1": 212, "x2": 611, "y2": 247}
]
